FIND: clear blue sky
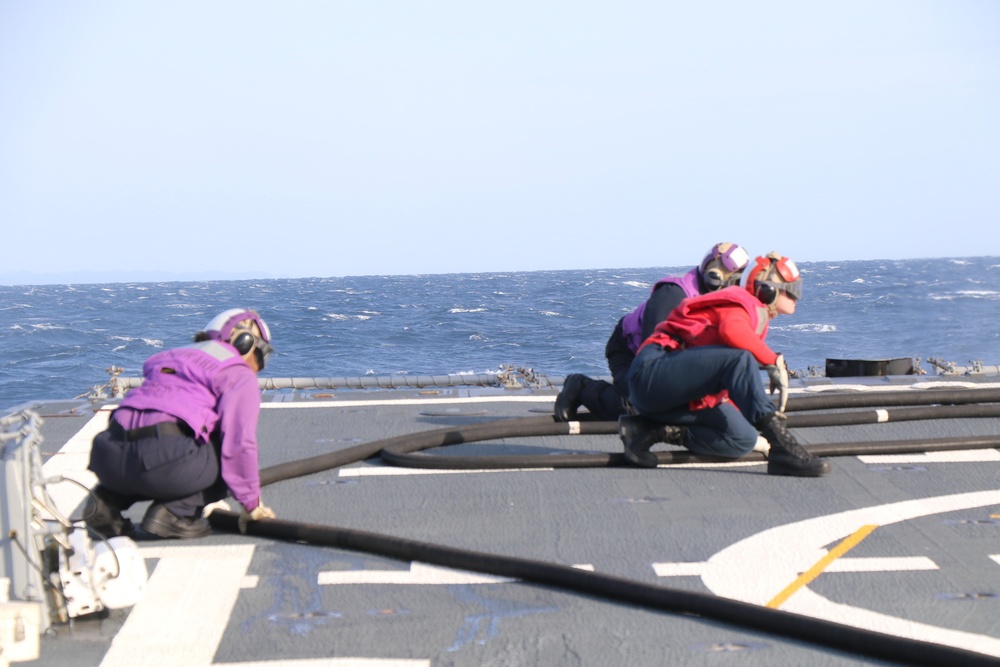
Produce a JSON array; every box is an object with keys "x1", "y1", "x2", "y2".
[{"x1": 1, "y1": 1, "x2": 998, "y2": 284}]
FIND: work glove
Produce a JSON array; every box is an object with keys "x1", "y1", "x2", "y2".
[
  {"x1": 238, "y1": 499, "x2": 276, "y2": 534},
  {"x1": 764, "y1": 353, "x2": 789, "y2": 413}
]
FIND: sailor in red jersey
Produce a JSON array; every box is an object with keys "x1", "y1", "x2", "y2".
[
  {"x1": 621, "y1": 252, "x2": 830, "y2": 477},
  {"x1": 555, "y1": 242, "x2": 750, "y2": 422}
]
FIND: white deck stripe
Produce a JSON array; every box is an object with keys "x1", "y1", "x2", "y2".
[
  {"x1": 223, "y1": 661, "x2": 427, "y2": 666},
  {"x1": 859, "y1": 450, "x2": 1000, "y2": 464},
  {"x1": 101, "y1": 544, "x2": 255, "y2": 667},
  {"x1": 822, "y1": 556, "x2": 939, "y2": 572},
  {"x1": 261, "y1": 396, "x2": 555, "y2": 409},
  {"x1": 318, "y1": 562, "x2": 594, "y2": 586},
  {"x1": 653, "y1": 556, "x2": 938, "y2": 577},
  {"x1": 339, "y1": 466, "x2": 554, "y2": 477},
  {"x1": 100, "y1": 545, "x2": 430, "y2": 667},
  {"x1": 319, "y1": 562, "x2": 515, "y2": 586},
  {"x1": 223, "y1": 661, "x2": 428, "y2": 666}
]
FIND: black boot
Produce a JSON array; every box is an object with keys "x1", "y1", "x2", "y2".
[
  {"x1": 83, "y1": 485, "x2": 136, "y2": 539},
  {"x1": 554, "y1": 374, "x2": 588, "y2": 421},
  {"x1": 757, "y1": 412, "x2": 831, "y2": 477},
  {"x1": 619, "y1": 415, "x2": 684, "y2": 468},
  {"x1": 141, "y1": 503, "x2": 211, "y2": 539}
]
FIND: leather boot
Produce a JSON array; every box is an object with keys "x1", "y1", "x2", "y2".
[
  {"x1": 756, "y1": 412, "x2": 831, "y2": 477},
  {"x1": 142, "y1": 503, "x2": 211, "y2": 539},
  {"x1": 84, "y1": 485, "x2": 136, "y2": 539},
  {"x1": 554, "y1": 374, "x2": 587, "y2": 422},
  {"x1": 619, "y1": 415, "x2": 684, "y2": 468}
]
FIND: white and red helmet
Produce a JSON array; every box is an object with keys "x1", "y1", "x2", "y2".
[{"x1": 740, "y1": 252, "x2": 803, "y2": 305}]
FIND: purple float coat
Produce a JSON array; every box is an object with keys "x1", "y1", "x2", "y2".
[
  {"x1": 620, "y1": 269, "x2": 701, "y2": 353},
  {"x1": 113, "y1": 340, "x2": 263, "y2": 511}
]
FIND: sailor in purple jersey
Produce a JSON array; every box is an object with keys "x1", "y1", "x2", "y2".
[
  {"x1": 554, "y1": 243, "x2": 751, "y2": 422},
  {"x1": 85, "y1": 308, "x2": 277, "y2": 539}
]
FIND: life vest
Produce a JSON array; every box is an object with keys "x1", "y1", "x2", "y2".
[
  {"x1": 641, "y1": 286, "x2": 770, "y2": 352},
  {"x1": 118, "y1": 340, "x2": 252, "y2": 441},
  {"x1": 620, "y1": 269, "x2": 701, "y2": 353}
]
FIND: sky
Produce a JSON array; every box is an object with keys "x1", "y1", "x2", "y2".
[{"x1": 1, "y1": 1, "x2": 998, "y2": 284}]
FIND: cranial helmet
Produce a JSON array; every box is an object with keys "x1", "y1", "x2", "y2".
[
  {"x1": 199, "y1": 308, "x2": 274, "y2": 368},
  {"x1": 740, "y1": 252, "x2": 803, "y2": 305},
  {"x1": 699, "y1": 242, "x2": 751, "y2": 290}
]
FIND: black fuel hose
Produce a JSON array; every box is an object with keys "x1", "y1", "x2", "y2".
[
  {"x1": 259, "y1": 410, "x2": 1000, "y2": 476},
  {"x1": 787, "y1": 402, "x2": 1000, "y2": 426},
  {"x1": 261, "y1": 416, "x2": 617, "y2": 484},
  {"x1": 371, "y1": 412, "x2": 1000, "y2": 470},
  {"x1": 785, "y1": 386, "x2": 1000, "y2": 411},
  {"x1": 207, "y1": 509, "x2": 1000, "y2": 667}
]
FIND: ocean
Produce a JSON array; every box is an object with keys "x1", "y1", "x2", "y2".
[{"x1": 2, "y1": 256, "x2": 999, "y2": 414}]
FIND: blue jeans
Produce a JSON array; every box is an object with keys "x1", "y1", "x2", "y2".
[{"x1": 627, "y1": 345, "x2": 776, "y2": 458}]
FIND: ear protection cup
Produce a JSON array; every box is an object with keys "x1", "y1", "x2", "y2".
[
  {"x1": 703, "y1": 267, "x2": 725, "y2": 289},
  {"x1": 231, "y1": 331, "x2": 256, "y2": 355},
  {"x1": 755, "y1": 281, "x2": 778, "y2": 305}
]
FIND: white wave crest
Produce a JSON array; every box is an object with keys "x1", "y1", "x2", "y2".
[
  {"x1": 111, "y1": 335, "x2": 164, "y2": 347},
  {"x1": 778, "y1": 323, "x2": 838, "y2": 333},
  {"x1": 930, "y1": 290, "x2": 1000, "y2": 301},
  {"x1": 449, "y1": 308, "x2": 486, "y2": 313}
]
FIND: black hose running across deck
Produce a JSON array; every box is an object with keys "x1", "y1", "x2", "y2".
[
  {"x1": 227, "y1": 387, "x2": 1000, "y2": 665},
  {"x1": 207, "y1": 509, "x2": 1000, "y2": 667}
]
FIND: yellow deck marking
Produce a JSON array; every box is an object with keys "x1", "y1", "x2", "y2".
[{"x1": 766, "y1": 524, "x2": 877, "y2": 609}]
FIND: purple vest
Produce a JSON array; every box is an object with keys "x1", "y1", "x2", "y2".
[
  {"x1": 119, "y1": 340, "x2": 249, "y2": 441},
  {"x1": 620, "y1": 269, "x2": 701, "y2": 353}
]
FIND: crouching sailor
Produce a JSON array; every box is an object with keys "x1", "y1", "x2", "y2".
[
  {"x1": 86, "y1": 308, "x2": 278, "y2": 539},
  {"x1": 622, "y1": 252, "x2": 831, "y2": 477}
]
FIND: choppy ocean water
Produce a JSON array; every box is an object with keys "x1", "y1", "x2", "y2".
[{"x1": 2, "y1": 257, "x2": 999, "y2": 414}]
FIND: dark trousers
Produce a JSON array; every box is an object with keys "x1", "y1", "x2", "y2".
[
  {"x1": 88, "y1": 424, "x2": 227, "y2": 518},
  {"x1": 627, "y1": 344, "x2": 775, "y2": 458},
  {"x1": 578, "y1": 321, "x2": 635, "y2": 420}
]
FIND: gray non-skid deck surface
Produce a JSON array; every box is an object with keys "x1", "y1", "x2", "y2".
[{"x1": 24, "y1": 387, "x2": 1000, "y2": 666}]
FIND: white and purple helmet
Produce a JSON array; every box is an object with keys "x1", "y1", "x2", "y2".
[
  {"x1": 201, "y1": 308, "x2": 273, "y2": 367},
  {"x1": 698, "y1": 242, "x2": 751, "y2": 290}
]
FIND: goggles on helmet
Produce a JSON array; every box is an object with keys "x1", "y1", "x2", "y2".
[
  {"x1": 776, "y1": 278, "x2": 802, "y2": 301},
  {"x1": 254, "y1": 337, "x2": 274, "y2": 370}
]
